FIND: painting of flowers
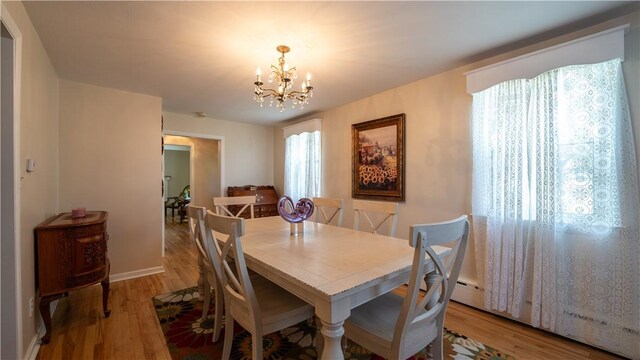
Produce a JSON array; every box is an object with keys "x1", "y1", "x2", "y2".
[{"x1": 352, "y1": 114, "x2": 405, "y2": 200}]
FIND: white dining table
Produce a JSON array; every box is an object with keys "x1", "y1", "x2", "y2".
[{"x1": 240, "y1": 216, "x2": 449, "y2": 360}]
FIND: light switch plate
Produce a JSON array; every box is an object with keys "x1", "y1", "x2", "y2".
[{"x1": 26, "y1": 159, "x2": 36, "y2": 172}]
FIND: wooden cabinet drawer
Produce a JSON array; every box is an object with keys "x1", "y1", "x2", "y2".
[
  {"x1": 66, "y1": 265, "x2": 107, "y2": 288},
  {"x1": 64, "y1": 223, "x2": 105, "y2": 239}
]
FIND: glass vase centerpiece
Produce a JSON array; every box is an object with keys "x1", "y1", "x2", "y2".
[{"x1": 277, "y1": 196, "x2": 314, "y2": 235}]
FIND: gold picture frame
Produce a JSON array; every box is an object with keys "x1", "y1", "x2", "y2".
[{"x1": 352, "y1": 113, "x2": 405, "y2": 201}]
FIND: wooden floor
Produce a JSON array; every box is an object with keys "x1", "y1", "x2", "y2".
[{"x1": 36, "y1": 219, "x2": 623, "y2": 359}]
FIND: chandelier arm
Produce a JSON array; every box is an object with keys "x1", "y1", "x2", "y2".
[
  {"x1": 259, "y1": 88, "x2": 279, "y2": 97},
  {"x1": 287, "y1": 89, "x2": 311, "y2": 96}
]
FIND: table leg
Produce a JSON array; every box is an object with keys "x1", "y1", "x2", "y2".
[
  {"x1": 101, "y1": 278, "x2": 111, "y2": 317},
  {"x1": 424, "y1": 270, "x2": 439, "y2": 356},
  {"x1": 320, "y1": 320, "x2": 345, "y2": 360},
  {"x1": 424, "y1": 271, "x2": 440, "y2": 309},
  {"x1": 39, "y1": 293, "x2": 64, "y2": 344}
]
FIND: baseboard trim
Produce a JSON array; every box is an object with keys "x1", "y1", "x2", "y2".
[
  {"x1": 24, "y1": 300, "x2": 59, "y2": 360},
  {"x1": 109, "y1": 266, "x2": 165, "y2": 283},
  {"x1": 24, "y1": 333, "x2": 40, "y2": 360}
]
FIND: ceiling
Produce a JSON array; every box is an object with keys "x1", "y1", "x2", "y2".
[{"x1": 23, "y1": 1, "x2": 634, "y2": 125}]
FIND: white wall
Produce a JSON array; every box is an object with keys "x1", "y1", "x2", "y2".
[
  {"x1": 163, "y1": 112, "x2": 275, "y2": 189},
  {"x1": 2, "y1": 2, "x2": 60, "y2": 357},
  {"x1": 275, "y1": 69, "x2": 472, "y2": 238},
  {"x1": 58, "y1": 80, "x2": 163, "y2": 276}
]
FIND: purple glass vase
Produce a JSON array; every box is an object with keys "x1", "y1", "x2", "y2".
[{"x1": 277, "y1": 196, "x2": 314, "y2": 223}]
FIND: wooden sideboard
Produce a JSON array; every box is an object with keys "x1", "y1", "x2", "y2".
[
  {"x1": 227, "y1": 185, "x2": 279, "y2": 218},
  {"x1": 34, "y1": 211, "x2": 111, "y2": 344}
]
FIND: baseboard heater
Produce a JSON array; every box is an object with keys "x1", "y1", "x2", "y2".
[
  {"x1": 451, "y1": 279, "x2": 485, "y2": 309},
  {"x1": 450, "y1": 280, "x2": 639, "y2": 358}
]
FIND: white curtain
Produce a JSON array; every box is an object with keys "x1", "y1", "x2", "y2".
[
  {"x1": 284, "y1": 130, "x2": 321, "y2": 201},
  {"x1": 472, "y1": 59, "x2": 639, "y2": 358}
]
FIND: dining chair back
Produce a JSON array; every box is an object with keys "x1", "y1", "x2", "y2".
[
  {"x1": 203, "y1": 211, "x2": 314, "y2": 359},
  {"x1": 186, "y1": 205, "x2": 223, "y2": 341},
  {"x1": 312, "y1": 197, "x2": 344, "y2": 226},
  {"x1": 344, "y1": 215, "x2": 470, "y2": 360},
  {"x1": 212, "y1": 195, "x2": 256, "y2": 218},
  {"x1": 352, "y1": 199, "x2": 399, "y2": 237}
]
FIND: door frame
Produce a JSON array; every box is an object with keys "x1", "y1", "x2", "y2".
[
  {"x1": 1, "y1": 4, "x2": 23, "y2": 358},
  {"x1": 161, "y1": 130, "x2": 225, "y2": 256}
]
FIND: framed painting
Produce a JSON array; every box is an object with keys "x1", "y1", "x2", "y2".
[{"x1": 352, "y1": 113, "x2": 405, "y2": 201}]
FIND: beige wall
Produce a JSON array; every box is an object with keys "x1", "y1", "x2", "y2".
[
  {"x1": 163, "y1": 149, "x2": 190, "y2": 198},
  {"x1": 58, "y1": 80, "x2": 163, "y2": 277},
  {"x1": 2, "y1": 1, "x2": 60, "y2": 356},
  {"x1": 163, "y1": 112, "x2": 274, "y2": 189},
  {"x1": 277, "y1": 70, "x2": 472, "y2": 239},
  {"x1": 164, "y1": 135, "x2": 221, "y2": 209},
  {"x1": 274, "y1": 11, "x2": 640, "y2": 284}
]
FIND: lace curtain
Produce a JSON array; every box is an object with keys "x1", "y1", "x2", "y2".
[
  {"x1": 284, "y1": 130, "x2": 321, "y2": 201},
  {"x1": 472, "y1": 59, "x2": 639, "y2": 358}
]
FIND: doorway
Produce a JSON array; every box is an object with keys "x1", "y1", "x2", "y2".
[
  {"x1": 162, "y1": 133, "x2": 223, "y2": 256},
  {"x1": 164, "y1": 144, "x2": 191, "y2": 222},
  {"x1": 1, "y1": 19, "x2": 20, "y2": 359}
]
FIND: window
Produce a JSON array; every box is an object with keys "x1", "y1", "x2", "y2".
[
  {"x1": 468, "y1": 26, "x2": 639, "y2": 358},
  {"x1": 283, "y1": 119, "x2": 321, "y2": 201},
  {"x1": 472, "y1": 59, "x2": 630, "y2": 233},
  {"x1": 471, "y1": 58, "x2": 639, "y2": 358}
]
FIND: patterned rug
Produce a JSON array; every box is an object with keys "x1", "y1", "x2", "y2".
[{"x1": 153, "y1": 287, "x2": 515, "y2": 360}]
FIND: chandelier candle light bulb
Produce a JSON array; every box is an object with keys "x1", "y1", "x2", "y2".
[{"x1": 253, "y1": 45, "x2": 314, "y2": 111}]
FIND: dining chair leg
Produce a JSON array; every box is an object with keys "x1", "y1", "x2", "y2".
[
  {"x1": 432, "y1": 318, "x2": 445, "y2": 360},
  {"x1": 222, "y1": 311, "x2": 234, "y2": 360},
  {"x1": 212, "y1": 283, "x2": 224, "y2": 342},
  {"x1": 252, "y1": 331, "x2": 263, "y2": 360},
  {"x1": 201, "y1": 281, "x2": 211, "y2": 320}
]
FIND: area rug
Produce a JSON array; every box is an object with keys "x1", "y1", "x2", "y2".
[{"x1": 153, "y1": 287, "x2": 515, "y2": 360}]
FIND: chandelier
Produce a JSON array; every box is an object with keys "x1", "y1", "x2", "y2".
[{"x1": 253, "y1": 45, "x2": 314, "y2": 111}]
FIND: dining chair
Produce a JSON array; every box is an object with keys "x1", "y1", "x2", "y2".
[
  {"x1": 312, "y1": 197, "x2": 344, "y2": 226},
  {"x1": 212, "y1": 195, "x2": 256, "y2": 218},
  {"x1": 203, "y1": 211, "x2": 315, "y2": 359},
  {"x1": 186, "y1": 206, "x2": 224, "y2": 342},
  {"x1": 352, "y1": 199, "x2": 399, "y2": 237},
  {"x1": 343, "y1": 215, "x2": 470, "y2": 360}
]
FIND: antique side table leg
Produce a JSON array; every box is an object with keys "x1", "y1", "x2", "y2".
[
  {"x1": 101, "y1": 279, "x2": 111, "y2": 317},
  {"x1": 39, "y1": 294, "x2": 63, "y2": 344}
]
